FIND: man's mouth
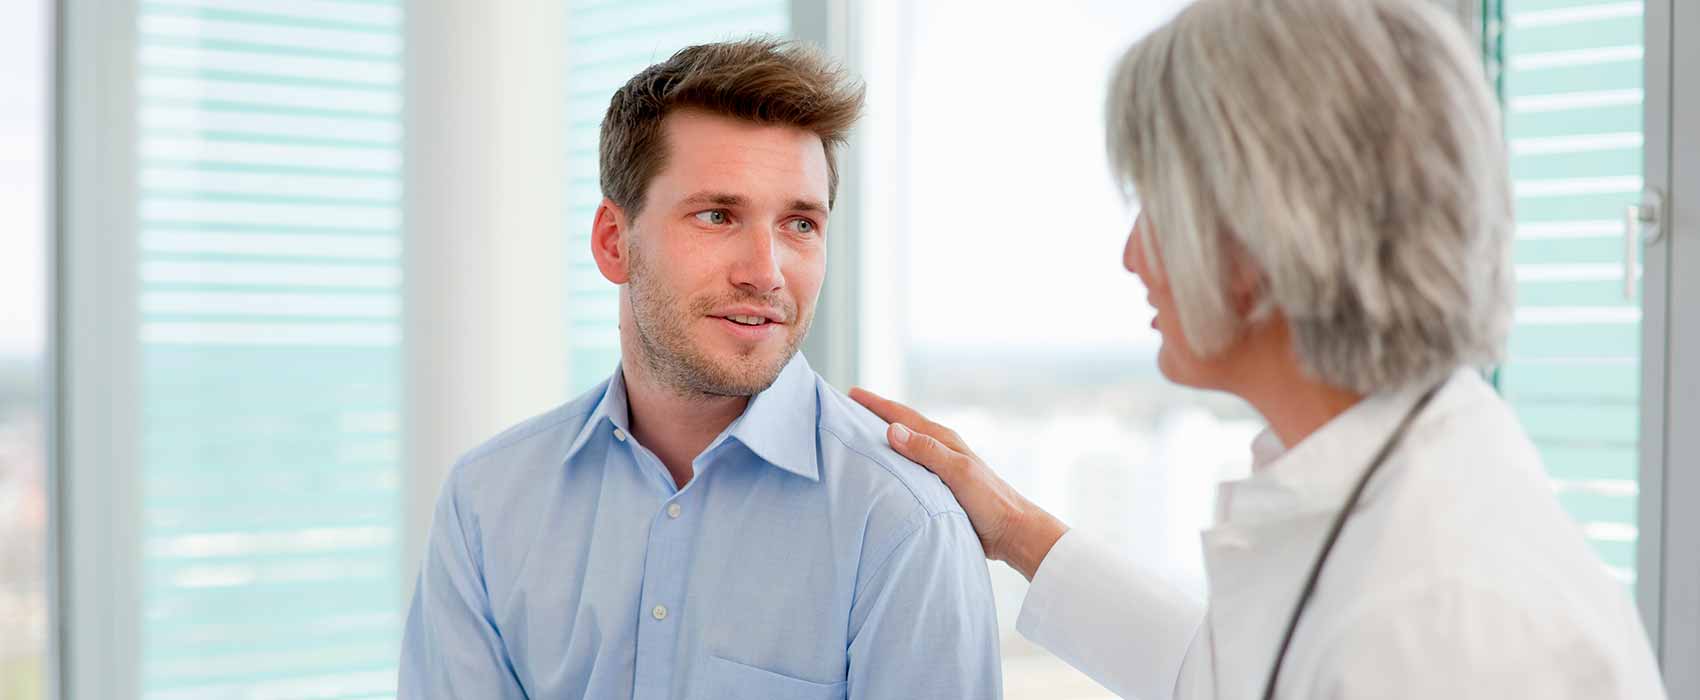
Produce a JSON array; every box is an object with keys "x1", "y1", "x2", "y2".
[{"x1": 710, "y1": 311, "x2": 785, "y2": 340}]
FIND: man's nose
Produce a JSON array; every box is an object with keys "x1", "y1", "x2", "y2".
[{"x1": 730, "y1": 228, "x2": 784, "y2": 294}]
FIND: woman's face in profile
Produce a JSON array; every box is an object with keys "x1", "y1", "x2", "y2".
[{"x1": 1124, "y1": 212, "x2": 1229, "y2": 390}]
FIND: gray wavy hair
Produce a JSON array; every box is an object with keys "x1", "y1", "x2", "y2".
[{"x1": 1108, "y1": 0, "x2": 1514, "y2": 393}]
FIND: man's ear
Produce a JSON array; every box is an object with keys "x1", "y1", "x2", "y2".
[{"x1": 591, "y1": 198, "x2": 632, "y2": 284}]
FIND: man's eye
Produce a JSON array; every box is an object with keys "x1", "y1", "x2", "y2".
[
  {"x1": 694, "y1": 210, "x2": 729, "y2": 226},
  {"x1": 788, "y1": 218, "x2": 817, "y2": 234}
]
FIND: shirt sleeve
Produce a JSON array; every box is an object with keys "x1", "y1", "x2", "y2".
[
  {"x1": 397, "y1": 465, "x2": 527, "y2": 699},
  {"x1": 1310, "y1": 579, "x2": 1668, "y2": 700},
  {"x1": 846, "y1": 512, "x2": 1003, "y2": 699},
  {"x1": 1017, "y1": 530, "x2": 1206, "y2": 700}
]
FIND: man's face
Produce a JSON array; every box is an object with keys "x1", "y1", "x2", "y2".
[{"x1": 617, "y1": 109, "x2": 830, "y2": 397}]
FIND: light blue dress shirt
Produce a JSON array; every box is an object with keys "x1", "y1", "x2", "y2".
[{"x1": 399, "y1": 354, "x2": 1002, "y2": 699}]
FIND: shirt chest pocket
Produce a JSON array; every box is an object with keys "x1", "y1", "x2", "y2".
[{"x1": 691, "y1": 655, "x2": 847, "y2": 700}]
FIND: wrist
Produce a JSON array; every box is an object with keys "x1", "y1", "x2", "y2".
[{"x1": 1002, "y1": 507, "x2": 1068, "y2": 582}]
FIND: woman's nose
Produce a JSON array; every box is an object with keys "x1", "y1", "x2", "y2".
[{"x1": 1124, "y1": 216, "x2": 1146, "y2": 276}]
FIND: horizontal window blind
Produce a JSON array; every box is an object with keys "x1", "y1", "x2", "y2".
[
  {"x1": 1497, "y1": 0, "x2": 1644, "y2": 586},
  {"x1": 563, "y1": 0, "x2": 789, "y2": 394},
  {"x1": 135, "y1": 0, "x2": 405, "y2": 697}
]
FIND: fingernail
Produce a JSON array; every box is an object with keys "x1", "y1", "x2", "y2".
[{"x1": 891, "y1": 423, "x2": 912, "y2": 446}]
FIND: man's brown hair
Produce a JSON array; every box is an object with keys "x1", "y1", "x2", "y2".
[{"x1": 598, "y1": 37, "x2": 865, "y2": 216}]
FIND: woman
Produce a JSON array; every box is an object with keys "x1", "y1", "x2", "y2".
[{"x1": 850, "y1": 0, "x2": 1666, "y2": 697}]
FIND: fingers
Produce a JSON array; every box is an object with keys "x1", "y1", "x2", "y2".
[
  {"x1": 887, "y1": 422, "x2": 972, "y2": 483},
  {"x1": 849, "y1": 386, "x2": 924, "y2": 426}
]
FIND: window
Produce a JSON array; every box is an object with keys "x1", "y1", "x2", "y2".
[
  {"x1": 856, "y1": 2, "x2": 1259, "y2": 696},
  {"x1": 563, "y1": 0, "x2": 790, "y2": 394},
  {"x1": 1493, "y1": 0, "x2": 1646, "y2": 588},
  {"x1": 0, "y1": 0, "x2": 51, "y2": 696},
  {"x1": 44, "y1": 1, "x2": 1691, "y2": 697},
  {"x1": 134, "y1": 1, "x2": 406, "y2": 696}
]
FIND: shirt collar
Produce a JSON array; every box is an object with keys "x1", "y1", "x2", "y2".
[
  {"x1": 720, "y1": 353, "x2": 821, "y2": 481},
  {"x1": 561, "y1": 353, "x2": 821, "y2": 481},
  {"x1": 1215, "y1": 368, "x2": 1473, "y2": 527},
  {"x1": 560, "y1": 369, "x2": 632, "y2": 465}
]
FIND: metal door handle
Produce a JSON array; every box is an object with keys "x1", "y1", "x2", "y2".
[{"x1": 1625, "y1": 191, "x2": 1663, "y2": 301}]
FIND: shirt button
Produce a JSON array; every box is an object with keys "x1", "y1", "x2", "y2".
[
  {"x1": 613, "y1": 428, "x2": 627, "y2": 442},
  {"x1": 666, "y1": 503, "x2": 682, "y2": 519},
  {"x1": 651, "y1": 605, "x2": 668, "y2": 621}
]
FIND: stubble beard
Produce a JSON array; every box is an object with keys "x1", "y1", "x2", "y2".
[{"x1": 625, "y1": 242, "x2": 810, "y2": 398}]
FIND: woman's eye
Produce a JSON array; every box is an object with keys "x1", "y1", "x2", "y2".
[{"x1": 694, "y1": 210, "x2": 729, "y2": 225}]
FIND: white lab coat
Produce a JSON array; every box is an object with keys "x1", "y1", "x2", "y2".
[{"x1": 1016, "y1": 369, "x2": 1666, "y2": 699}]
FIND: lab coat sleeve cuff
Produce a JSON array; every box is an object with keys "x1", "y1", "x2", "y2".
[{"x1": 1017, "y1": 529, "x2": 1205, "y2": 700}]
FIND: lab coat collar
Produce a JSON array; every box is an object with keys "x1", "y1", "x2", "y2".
[
  {"x1": 1214, "y1": 368, "x2": 1477, "y2": 529},
  {"x1": 1199, "y1": 368, "x2": 1477, "y2": 699}
]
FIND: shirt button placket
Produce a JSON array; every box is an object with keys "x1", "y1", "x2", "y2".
[{"x1": 633, "y1": 492, "x2": 691, "y2": 700}]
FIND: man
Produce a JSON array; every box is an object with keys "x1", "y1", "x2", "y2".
[{"x1": 399, "y1": 38, "x2": 1001, "y2": 699}]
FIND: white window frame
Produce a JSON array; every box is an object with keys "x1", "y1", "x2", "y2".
[
  {"x1": 403, "y1": 0, "x2": 572, "y2": 595},
  {"x1": 792, "y1": 0, "x2": 865, "y2": 390},
  {"x1": 57, "y1": 0, "x2": 143, "y2": 697},
  {"x1": 1646, "y1": 1, "x2": 1700, "y2": 694}
]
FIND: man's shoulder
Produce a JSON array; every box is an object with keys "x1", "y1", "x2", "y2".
[
  {"x1": 813, "y1": 379, "x2": 966, "y2": 522},
  {"x1": 448, "y1": 379, "x2": 609, "y2": 490},
  {"x1": 812, "y1": 380, "x2": 991, "y2": 604}
]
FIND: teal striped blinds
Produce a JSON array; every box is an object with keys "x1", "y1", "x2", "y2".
[
  {"x1": 136, "y1": 1, "x2": 405, "y2": 697},
  {"x1": 563, "y1": 0, "x2": 790, "y2": 394},
  {"x1": 1496, "y1": 0, "x2": 1644, "y2": 585}
]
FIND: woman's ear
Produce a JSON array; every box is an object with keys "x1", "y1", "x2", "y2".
[
  {"x1": 591, "y1": 199, "x2": 632, "y2": 284},
  {"x1": 1225, "y1": 237, "x2": 1269, "y2": 319}
]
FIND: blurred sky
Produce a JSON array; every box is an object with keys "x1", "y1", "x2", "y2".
[
  {"x1": 903, "y1": 0, "x2": 1190, "y2": 352},
  {"x1": 0, "y1": 0, "x2": 48, "y2": 359}
]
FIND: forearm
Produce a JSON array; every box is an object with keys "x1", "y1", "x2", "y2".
[{"x1": 1017, "y1": 530, "x2": 1204, "y2": 700}]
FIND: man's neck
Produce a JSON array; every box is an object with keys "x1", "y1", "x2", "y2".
[{"x1": 621, "y1": 359, "x2": 749, "y2": 490}]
